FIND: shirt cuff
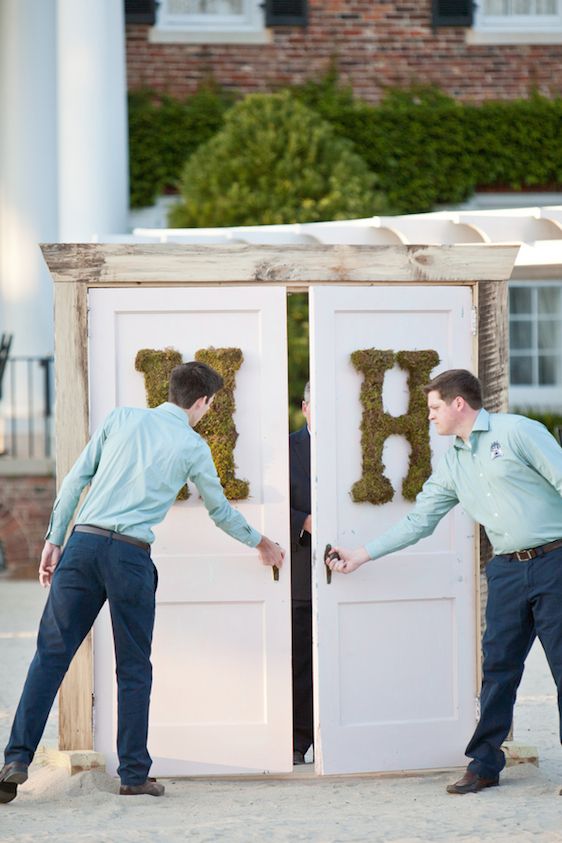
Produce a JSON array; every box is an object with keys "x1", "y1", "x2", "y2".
[
  {"x1": 364, "y1": 539, "x2": 380, "y2": 560},
  {"x1": 44, "y1": 529, "x2": 65, "y2": 546},
  {"x1": 246, "y1": 526, "x2": 262, "y2": 548}
]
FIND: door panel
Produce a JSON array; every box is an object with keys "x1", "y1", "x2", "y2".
[
  {"x1": 88, "y1": 286, "x2": 292, "y2": 776},
  {"x1": 310, "y1": 285, "x2": 476, "y2": 774}
]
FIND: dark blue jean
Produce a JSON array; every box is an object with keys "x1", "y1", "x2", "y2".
[
  {"x1": 466, "y1": 546, "x2": 562, "y2": 779},
  {"x1": 4, "y1": 530, "x2": 157, "y2": 785}
]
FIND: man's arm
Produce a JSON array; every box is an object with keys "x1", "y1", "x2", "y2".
[
  {"x1": 190, "y1": 442, "x2": 285, "y2": 568},
  {"x1": 40, "y1": 410, "x2": 117, "y2": 584},
  {"x1": 329, "y1": 459, "x2": 459, "y2": 574}
]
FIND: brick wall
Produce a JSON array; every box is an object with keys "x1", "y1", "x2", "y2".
[
  {"x1": 126, "y1": 1, "x2": 562, "y2": 103},
  {"x1": 0, "y1": 475, "x2": 56, "y2": 580}
]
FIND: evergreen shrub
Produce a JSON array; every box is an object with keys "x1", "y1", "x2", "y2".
[{"x1": 168, "y1": 92, "x2": 385, "y2": 227}]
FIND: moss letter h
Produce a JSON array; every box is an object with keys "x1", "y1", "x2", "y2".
[{"x1": 350, "y1": 348, "x2": 440, "y2": 505}]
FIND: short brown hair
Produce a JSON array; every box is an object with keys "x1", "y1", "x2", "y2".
[
  {"x1": 423, "y1": 369, "x2": 482, "y2": 410},
  {"x1": 169, "y1": 361, "x2": 224, "y2": 409}
]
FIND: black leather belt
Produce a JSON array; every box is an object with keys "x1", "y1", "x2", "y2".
[
  {"x1": 504, "y1": 538, "x2": 562, "y2": 562},
  {"x1": 74, "y1": 524, "x2": 150, "y2": 552}
]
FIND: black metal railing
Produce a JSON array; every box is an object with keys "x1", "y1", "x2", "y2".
[{"x1": 0, "y1": 354, "x2": 54, "y2": 459}]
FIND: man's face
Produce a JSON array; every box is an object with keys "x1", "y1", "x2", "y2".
[
  {"x1": 302, "y1": 399, "x2": 311, "y2": 428},
  {"x1": 427, "y1": 390, "x2": 460, "y2": 436}
]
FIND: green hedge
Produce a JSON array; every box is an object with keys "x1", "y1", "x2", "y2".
[
  {"x1": 128, "y1": 86, "x2": 234, "y2": 208},
  {"x1": 128, "y1": 80, "x2": 562, "y2": 213}
]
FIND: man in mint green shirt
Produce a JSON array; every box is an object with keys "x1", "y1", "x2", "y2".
[
  {"x1": 328, "y1": 368, "x2": 562, "y2": 796},
  {"x1": 0, "y1": 361, "x2": 284, "y2": 804}
]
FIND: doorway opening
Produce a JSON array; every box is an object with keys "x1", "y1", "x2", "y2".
[{"x1": 287, "y1": 290, "x2": 314, "y2": 767}]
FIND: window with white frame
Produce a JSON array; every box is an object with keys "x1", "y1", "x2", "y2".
[
  {"x1": 476, "y1": 0, "x2": 562, "y2": 30},
  {"x1": 509, "y1": 284, "x2": 562, "y2": 389},
  {"x1": 155, "y1": 0, "x2": 264, "y2": 34}
]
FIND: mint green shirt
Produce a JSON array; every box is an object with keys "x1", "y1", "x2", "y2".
[
  {"x1": 46, "y1": 402, "x2": 261, "y2": 548},
  {"x1": 365, "y1": 409, "x2": 562, "y2": 560}
]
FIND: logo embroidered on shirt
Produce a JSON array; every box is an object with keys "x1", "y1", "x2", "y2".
[{"x1": 490, "y1": 441, "x2": 504, "y2": 460}]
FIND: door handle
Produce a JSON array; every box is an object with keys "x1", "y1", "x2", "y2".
[
  {"x1": 324, "y1": 543, "x2": 340, "y2": 585},
  {"x1": 272, "y1": 565, "x2": 279, "y2": 581}
]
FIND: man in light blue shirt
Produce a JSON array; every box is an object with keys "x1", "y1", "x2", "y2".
[
  {"x1": 0, "y1": 362, "x2": 284, "y2": 803},
  {"x1": 328, "y1": 368, "x2": 562, "y2": 796}
]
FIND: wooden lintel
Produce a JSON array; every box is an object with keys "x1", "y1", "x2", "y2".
[{"x1": 41, "y1": 243, "x2": 520, "y2": 286}]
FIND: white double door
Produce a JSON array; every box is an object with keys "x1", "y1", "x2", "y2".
[{"x1": 88, "y1": 284, "x2": 476, "y2": 777}]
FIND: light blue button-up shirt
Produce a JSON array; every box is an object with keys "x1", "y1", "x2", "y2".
[
  {"x1": 46, "y1": 402, "x2": 261, "y2": 548},
  {"x1": 365, "y1": 409, "x2": 562, "y2": 560}
]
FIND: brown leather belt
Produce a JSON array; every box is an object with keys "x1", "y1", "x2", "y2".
[
  {"x1": 74, "y1": 524, "x2": 150, "y2": 553},
  {"x1": 504, "y1": 538, "x2": 562, "y2": 562}
]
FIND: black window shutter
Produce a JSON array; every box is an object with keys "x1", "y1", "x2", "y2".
[
  {"x1": 265, "y1": 0, "x2": 308, "y2": 27},
  {"x1": 432, "y1": 0, "x2": 473, "y2": 26},
  {"x1": 125, "y1": 0, "x2": 157, "y2": 25}
]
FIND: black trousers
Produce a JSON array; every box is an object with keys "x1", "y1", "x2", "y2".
[{"x1": 292, "y1": 599, "x2": 313, "y2": 754}]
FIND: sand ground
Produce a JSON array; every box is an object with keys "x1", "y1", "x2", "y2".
[{"x1": 1, "y1": 580, "x2": 561, "y2": 843}]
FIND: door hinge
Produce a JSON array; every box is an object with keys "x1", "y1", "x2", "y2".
[
  {"x1": 475, "y1": 695, "x2": 481, "y2": 721},
  {"x1": 471, "y1": 305, "x2": 478, "y2": 336}
]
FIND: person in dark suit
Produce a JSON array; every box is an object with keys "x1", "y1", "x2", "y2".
[{"x1": 289, "y1": 382, "x2": 313, "y2": 765}]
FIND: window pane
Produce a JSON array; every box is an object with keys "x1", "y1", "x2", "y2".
[
  {"x1": 538, "y1": 320, "x2": 561, "y2": 350},
  {"x1": 484, "y1": 0, "x2": 510, "y2": 12},
  {"x1": 509, "y1": 287, "x2": 532, "y2": 315},
  {"x1": 510, "y1": 320, "x2": 533, "y2": 349},
  {"x1": 512, "y1": 0, "x2": 533, "y2": 12},
  {"x1": 485, "y1": 0, "x2": 557, "y2": 12},
  {"x1": 168, "y1": 0, "x2": 243, "y2": 14},
  {"x1": 510, "y1": 355, "x2": 534, "y2": 385},
  {"x1": 535, "y1": 0, "x2": 557, "y2": 12},
  {"x1": 538, "y1": 286, "x2": 561, "y2": 314},
  {"x1": 538, "y1": 355, "x2": 561, "y2": 385}
]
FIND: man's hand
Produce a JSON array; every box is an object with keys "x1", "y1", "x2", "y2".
[
  {"x1": 302, "y1": 514, "x2": 312, "y2": 535},
  {"x1": 257, "y1": 536, "x2": 285, "y2": 568},
  {"x1": 39, "y1": 541, "x2": 62, "y2": 587},
  {"x1": 327, "y1": 545, "x2": 370, "y2": 575}
]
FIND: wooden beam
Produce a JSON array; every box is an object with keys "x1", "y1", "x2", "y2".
[
  {"x1": 53, "y1": 281, "x2": 93, "y2": 751},
  {"x1": 41, "y1": 243, "x2": 519, "y2": 286}
]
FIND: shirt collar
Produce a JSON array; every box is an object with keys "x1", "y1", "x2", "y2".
[
  {"x1": 156, "y1": 402, "x2": 191, "y2": 426},
  {"x1": 453, "y1": 408, "x2": 490, "y2": 449}
]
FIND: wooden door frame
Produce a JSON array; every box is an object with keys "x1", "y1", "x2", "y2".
[{"x1": 41, "y1": 242, "x2": 518, "y2": 751}]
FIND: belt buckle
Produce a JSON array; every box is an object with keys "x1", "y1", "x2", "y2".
[{"x1": 515, "y1": 549, "x2": 534, "y2": 562}]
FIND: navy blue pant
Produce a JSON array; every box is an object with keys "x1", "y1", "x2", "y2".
[
  {"x1": 466, "y1": 547, "x2": 562, "y2": 779},
  {"x1": 4, "y1": 531, "x2": 157, "y2": 785}
]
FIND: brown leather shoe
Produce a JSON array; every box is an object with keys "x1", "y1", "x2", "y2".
[
  {"x1": 119, "y1": 779, "x2": 165, "y2": 797},
  {"x1": 446, "y1": 770, "x2": 499, "y2": 794},
  {"x1": 0, "y1": 762, "x2": 29, "y2": 804}
]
